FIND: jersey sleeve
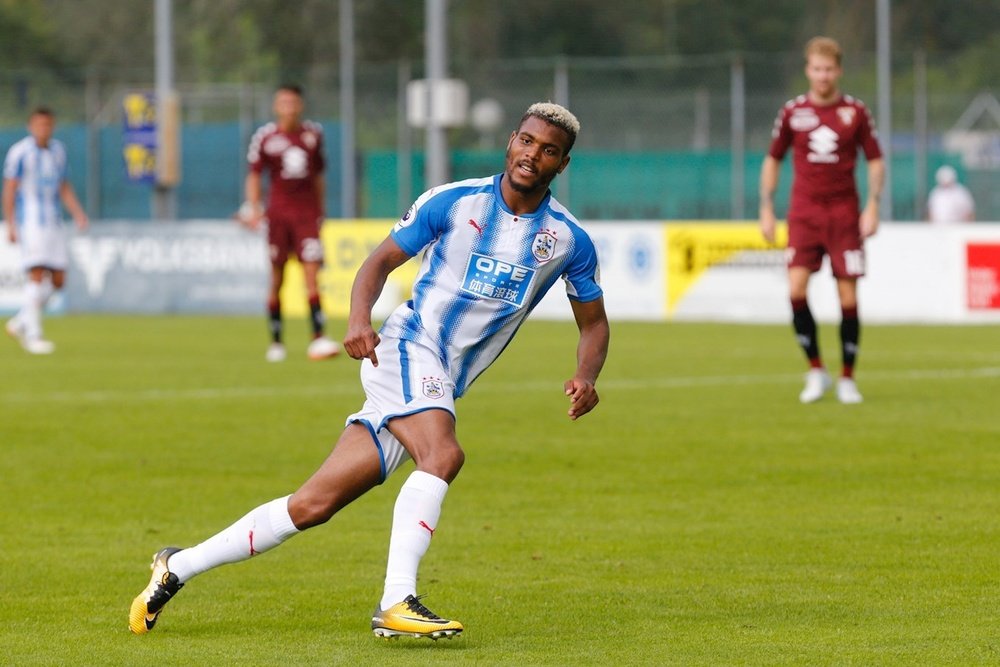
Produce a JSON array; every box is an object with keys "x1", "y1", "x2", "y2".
[
  {"x1": 246, "y1": 126, "x2": 267, "y2": 173},
  {"x1": 56, "y1": 143, "x2": 70, "y2": 182},
  {"x1": 767, "y1": 105, "x2": 792, "y2": 160},
  {"x1": 856, "y1": 102, "x2": 883, "y2": 161},
  {"x1": 390, "y1": 188, "x2": 447, "y2": 257},
  {"x1": 563, "y1": 227, "x2": 603, "y2": 302},
  {"x1": 2, "y1": 144, "x2": 23, "y2": 180}
]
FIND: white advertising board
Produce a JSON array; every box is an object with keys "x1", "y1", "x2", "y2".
[
  {"x1": 3, "y1": 220, "x2": 999, "y2": 324},
  {"x1": 667, "y1": 223, "x2": 1000, "y2": 324}
]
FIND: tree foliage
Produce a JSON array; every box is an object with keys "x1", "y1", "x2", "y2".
[{"x1": 20, "y1": 0, "x2": 1000, "y2": 90}]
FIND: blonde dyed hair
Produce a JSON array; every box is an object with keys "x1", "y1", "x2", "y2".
[
  {"x1": 804, "y1": 36, "x2": 842, "y2": 66},
  {"x1": 520, "y1": 102, "x2": 580, "y2": 152}
]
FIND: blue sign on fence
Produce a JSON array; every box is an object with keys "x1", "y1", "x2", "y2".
[{"x1": 122, "y1": 92, "x2": 156, "y2": 183}]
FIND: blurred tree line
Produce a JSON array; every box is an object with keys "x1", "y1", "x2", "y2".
[{"x1": 0, "y1": 0, "x2": 996, "y2": 88}]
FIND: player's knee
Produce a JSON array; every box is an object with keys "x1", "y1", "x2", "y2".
[
  {"x1": 419, "y1": 443, "x2": 465, "y2": 483},
  {"x1": 287, "y1": 492, "x2": 337, "y2": 530}
]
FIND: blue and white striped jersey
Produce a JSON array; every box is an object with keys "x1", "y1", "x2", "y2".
[
  {"x1": 385, "y1": 173, "x2": 602, "y2": 398},
  {"x1": 2, "y1": 136, "x2": 68, "y2": 227}
]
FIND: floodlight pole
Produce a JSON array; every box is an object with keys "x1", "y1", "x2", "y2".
[
  {"x1": 154, "y1": 0, "x2": 177, "y2": 220},
  {"x1": 730, "y1": 54, "x2": 746, "y2": 220},
  {"x1": 425, "y1": 0, "x2": 448, "y2": 187},
  {"x1": 876, "y1": 0, "x2": 892, "y2": 221},
  {"x1": 339, "y1": 0, "x2": 357, "y2": 217}
]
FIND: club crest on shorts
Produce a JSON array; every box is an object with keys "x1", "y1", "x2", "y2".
[
  {"x1": 532, "y1": 229, "x2": 557, "y2": 263},
  {"x1": 422, "y1": 377, "x2": 446, "y2": 399}
]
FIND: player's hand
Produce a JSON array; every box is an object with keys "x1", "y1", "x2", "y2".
[
  {"x1": 343, "y1": 322, "x2": 381, "y2": 366},
  {"x1": 859, "y1": 203, "x2": 879, "y2": 239},
  {"x1": 236, "y1": 201, "x2": 264, "y2": 231},
  {"x1": 759, "y1": 210, "x2": 777, "y2": 244},
  {"x1": 6, "y1": 226, "x2": 15, "y2": 244},
  {"x1": 564, "y1": 377, "x2": 599, "y2": 420},
  {"x1": 74, "y1": 213, "x2": 89, "y2": 232}
]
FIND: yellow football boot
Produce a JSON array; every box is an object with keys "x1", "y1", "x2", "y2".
[
  {"x1": 129, "y1": 547, "x2": 184, "y2": 634},
  {"x1": 371, "y1": 595, "x2": 463, "y2": 639}
]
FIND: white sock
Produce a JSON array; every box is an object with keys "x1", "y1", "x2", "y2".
[
  {"x1": 39, "y1": 277, "x2": 54, "y2": 304},
  {"x1": 380, "y1": 471, "x2": 449, "y2": 610},
  {"x1": 168, "y1": 495, "x2": 300, "y2": 584},
  {"x1": 20, "y1": 281, "x2": 44, "y2": 340}
]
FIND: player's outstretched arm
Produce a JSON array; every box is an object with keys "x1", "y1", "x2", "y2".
[
  {"x1": 565, "y1": 297, "x2": 610, "y2": 421},
  {"x1": 343, "y1": 236, "x2": 412, "y2": 367}
]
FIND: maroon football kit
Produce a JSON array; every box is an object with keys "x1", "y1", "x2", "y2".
[
  {"x1": 247, "y1": 120, "x2": 326, "y2": 265},
  {"x1": 768, "y1": 94, "x2": 882, "y2": 277}
]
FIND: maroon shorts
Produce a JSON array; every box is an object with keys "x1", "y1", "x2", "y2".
[
  {"x1": 787, "y1": 198, "x2": 865, "y2": 278},
  {"x1": 266, "y1": 209, "x2": 324, "y2": 266}
]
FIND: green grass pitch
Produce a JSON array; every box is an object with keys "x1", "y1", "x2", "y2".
[{"x1": 1, "y1": 315, "x2": 999, "y2": 665}]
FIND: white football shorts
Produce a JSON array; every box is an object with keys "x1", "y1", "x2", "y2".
[
  {"x1": 346, "y1": 334, "x2": 456, "y2": 482},
  {"x1": 18, "y1": 220, "x2": 68, "y2": 271}
]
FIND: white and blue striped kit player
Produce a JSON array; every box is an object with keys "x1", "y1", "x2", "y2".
[
  {"x1": 385, "y1": 173, "x2": 602, "y2": 398},
  {"x1": 2, "y1": 136, "x2": 71, "y2": 270},
  {"x1": 3, "y1": 136, "x2": 68, "y2": 227},
  {"x1": 346, "y1": 173, "x2": 602, "y2": 480}
]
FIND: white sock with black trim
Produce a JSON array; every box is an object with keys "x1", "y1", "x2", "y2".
[
  {"x1": 167, "y1": 495, "x2": 299, "y2": 584},
  {"x1": 380, "y1": 470, "x2": 449, "y2": 610}
]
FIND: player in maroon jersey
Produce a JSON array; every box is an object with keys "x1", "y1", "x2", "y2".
[
  {"x1": 240, "y1": 84, "x2": 340, "y2": 362},
  {"x1": 759, "y1": 36, "x2": 884, "y2": 404}
]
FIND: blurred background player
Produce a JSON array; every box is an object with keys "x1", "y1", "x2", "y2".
[
  {"x1": 927, "y1": 165, "x2": 975, "y2": 224},
  {"x1": 3, "y1": 106, "x2": 88, "y2": 355},
  {"x1": 129, "y1": 102, "x2": 609, "y2": 641},
  {"x1": 240, "y1": 84, "x2": 340, "y2": 362},
  {"x1": 759, "y1": 36, "x2": 884, "y2": 404}
]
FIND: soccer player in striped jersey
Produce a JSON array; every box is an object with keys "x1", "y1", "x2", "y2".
[
  {"x1": 130, "y1": 102, "x2": 610, "y2": 640},
  {"x1": 3, "y1": 107, "x2": 88, "y2": 355},
  {"x1": 759, "y1": 37, "x2": 884, "y2": 404}
]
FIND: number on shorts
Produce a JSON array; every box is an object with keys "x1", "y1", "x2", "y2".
[{"x1": 843, "y1": 249, "x2": 865, "y2": 276}]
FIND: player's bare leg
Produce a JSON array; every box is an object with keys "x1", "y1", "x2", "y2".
[
  {"x1": 130, "y1": 424, "x2": 384, "y2": 634},
  {"x1": 372, "y1": 409, "x2": 465, "y2": 640},
  {"x1": 288, "y1": 424, "x2": 386, "y2": 527},
  {"x1": 302, "y1": 259, "x2": 340, "y2": 360},
  {"x1": 789, "y1": 266, "x2": 830, "y2": 402},
  {"x1": 835, "y1": 277, "x2": 863, "y2": 403}
]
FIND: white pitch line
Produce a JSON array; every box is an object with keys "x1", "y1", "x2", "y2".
[{"x1": 2, "y1": 366, "x2": 999, "y2": 405}]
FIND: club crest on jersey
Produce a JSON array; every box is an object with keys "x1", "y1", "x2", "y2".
[
  {"x1": 837, "y1": 107, "x2": 856, "y2": 126},
  {"x1": 532, "y1": 230, "x2": 557, "y2": 263},
  {"x1": 422, "y1": 377, "x2": 446, "y2": 399}
]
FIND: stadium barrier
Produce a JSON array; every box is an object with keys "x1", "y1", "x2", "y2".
[{"x1": 1, "y1": 220, "x2": 998, "y2": 324}]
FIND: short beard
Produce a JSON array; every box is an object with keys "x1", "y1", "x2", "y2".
[{"x1": 506, "y1": 167, "x2": 553, "y2": 195}]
